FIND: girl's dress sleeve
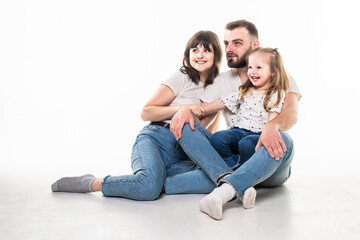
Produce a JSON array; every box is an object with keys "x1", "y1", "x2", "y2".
[{"x1": 221, "y1": 90, "x2": 241, "y2": 114}]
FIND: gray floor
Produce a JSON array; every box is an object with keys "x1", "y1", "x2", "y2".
[{"x1": 1, "y1": 165, "x2": 359, "y2": 240}]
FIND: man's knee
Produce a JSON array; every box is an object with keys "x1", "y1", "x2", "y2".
[
  {"x1": 280, "y1": 132, "x2": 294, "y2": 152},
  {"x1": 181, "y1": 121, "x2": 210, "y2": 139}
]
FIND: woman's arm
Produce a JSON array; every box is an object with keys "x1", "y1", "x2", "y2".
[
  {"x1": 141, "y1": 85, "x2": 204, "y2": 122},
  {"x1": 141, "y1": 85, "x2": 179, "y2": 122}
]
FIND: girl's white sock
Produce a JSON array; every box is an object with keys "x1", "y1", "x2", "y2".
[
  {"x1": 199, "y1": 183, "x2": 236, "y2": 220},
  {"x1": 240, "y1": 187, "x2": 257, "y2": 209}
]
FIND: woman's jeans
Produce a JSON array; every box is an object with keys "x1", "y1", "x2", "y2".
[
  {"x1": 102, "y1": 124, "x2": 201, "y2": 200},
  {"x1": 165, "y1": 121, "x2": 294, "y2": 200}
]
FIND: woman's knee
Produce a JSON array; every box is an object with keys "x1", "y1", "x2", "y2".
[{"x1": 136, "y1": 174, "x2": 164, "y2": 201}]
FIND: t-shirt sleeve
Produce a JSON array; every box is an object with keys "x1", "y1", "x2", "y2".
[
  {"x1": 162, "y1": 71, "x2": 186, "y2": 97},
  {"x1": 288, "y1": 73, "x2": 301, "y2": 98},
  {"x1": 221, "y1": 90, "x2": 241, "y2": 114},
  {"x1": 268, "y1": 91, "x2": 286, "y2": 113},
  {"x1": 201, "y1": 82, "x2": 221, "y2": 103}
]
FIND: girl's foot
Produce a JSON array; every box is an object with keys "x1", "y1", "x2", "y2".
[{"x1": 240, "y1": 187, "x2": 257, "y2": 209}]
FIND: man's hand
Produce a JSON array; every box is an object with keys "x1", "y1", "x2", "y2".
[
  {"x1": 255, "y1": 122, "x2": 286, "y2": 160},
  {"x1": 170, "y1": 107, "x2": 195, "y2": 140}
]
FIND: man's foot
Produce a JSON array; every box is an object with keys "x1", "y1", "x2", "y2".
[
  {"x1": 199, "y1": 183, "x2": 236, "y2": 220},
  {"x1": 199, "y1": 194, "x2": 223, "y2": 220},
  {"x1": 51, "y1": 174, "x2": 96, "y2": 193}
]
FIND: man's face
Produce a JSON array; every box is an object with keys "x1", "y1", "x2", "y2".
[{"x1": 224, "y1": 27, "x2": 253, "y2": 68}]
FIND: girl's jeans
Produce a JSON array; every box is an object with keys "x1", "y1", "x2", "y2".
[{"x1": 210, "y1": 128, "x2": 260, "y2": 169}]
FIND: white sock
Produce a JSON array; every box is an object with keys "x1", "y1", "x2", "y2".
[
  {"x1": 199, "y1": 183, "x2": 236, "y2": 220},
  {"x1": 240, "y1": 187, "x2": 257, "y2": 209}
]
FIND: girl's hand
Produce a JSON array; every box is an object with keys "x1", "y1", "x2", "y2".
[{"x1": 189, "y1": 105, "x2": 206, "y2": 119}]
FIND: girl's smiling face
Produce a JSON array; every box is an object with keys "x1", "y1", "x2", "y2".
[{"x1": 247, "y1": 52, "x2": 273, "y2": 91}]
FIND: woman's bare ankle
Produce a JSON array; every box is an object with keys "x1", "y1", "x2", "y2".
[{"x1": 91, "y1": 178, "x2": 103, "y2": 191}]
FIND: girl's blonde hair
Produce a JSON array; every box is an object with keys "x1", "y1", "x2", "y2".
[{"x1": 239, "y1": 47, "x2": 290, "y2": 112}]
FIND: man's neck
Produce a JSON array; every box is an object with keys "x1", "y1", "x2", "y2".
[{"x1": 236, "y1": 67, "x2": 248, "y2": 84}]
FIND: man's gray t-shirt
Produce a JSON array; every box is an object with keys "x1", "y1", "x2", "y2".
[{"x1": 201, "y1": 69, "x2": 301, "y2": 129}]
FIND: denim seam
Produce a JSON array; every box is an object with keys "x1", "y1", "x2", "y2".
[
  {"x1": 254, "y1": 148, "x2": 289, "y2": 183},
  {"x1": 106, "y1": 143, "x2": 148, "y2": 185},
  {"x1": 189, "y1": 148, "x2": 231, "y2": 183},
  {"x1": 180, "y1": 140, "x2": 231, "y2": 183},
  {"x1": 253, "y1": 144, "x2": 292, "y2": 186}
]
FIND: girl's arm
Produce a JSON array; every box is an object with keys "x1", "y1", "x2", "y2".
[
  {"x1": 141, "y1": 85, "x2": 203, "y2": 122},
  {"x1": 202, "y1": 99, "x2": 226, "y2": 116},
  {"x1": 190, "y1": 99, "x2": 225, "y2": 120}
]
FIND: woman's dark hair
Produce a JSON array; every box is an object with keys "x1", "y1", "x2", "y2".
[{"x1": 180, "y1": 31, "x2": 222, "y2": 87}]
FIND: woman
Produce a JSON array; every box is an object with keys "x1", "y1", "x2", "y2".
[{"x1": 51, "y1": 30, "x2": 222, "y2": 201}]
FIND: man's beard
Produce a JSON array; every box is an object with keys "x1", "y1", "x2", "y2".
[{"x1": 227, "y1": 48, "x2": 252, "y2": 68}]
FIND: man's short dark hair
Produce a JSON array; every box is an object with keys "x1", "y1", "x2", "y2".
[{"x1": 225, "y1": 20, "x2": 258, "y2": 40}]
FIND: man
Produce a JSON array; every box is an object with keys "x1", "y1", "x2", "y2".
[{"x1": 165, "y1": 20, "x2": 301, "y2": 219}]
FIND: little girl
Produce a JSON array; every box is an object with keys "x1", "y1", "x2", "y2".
[{"x1": 196, "y1": 47, "x2": 290, "y2": 220}]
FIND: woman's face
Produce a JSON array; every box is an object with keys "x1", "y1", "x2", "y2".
[{"x1": 189, "y1": 44, "x2": 214, "y2": 75}]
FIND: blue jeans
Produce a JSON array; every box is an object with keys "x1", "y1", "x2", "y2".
[
  {"x1": 164, "y1": 122, "x2": 294, "y2": 198},
  {"x1": 210, "y1": 128, "x2": 260, "y2": 169},
  {"x1": 177, "y1": 121, "x2": 233, "y2": 184},
  {"x1": 221, "y1": 132, "x2": 294, "y2": 200},
  {"x1": 102, "y1": 124, "x2": 199, "y2": 200}
]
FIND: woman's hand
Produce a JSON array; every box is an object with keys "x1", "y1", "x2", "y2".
[{"x1": 170, "y1": 107, "x2": 195, "y2": 140}]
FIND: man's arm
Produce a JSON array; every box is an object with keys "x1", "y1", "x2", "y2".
[{"x1": 255, "y1": 92, "x2": 299, "y2": 160}]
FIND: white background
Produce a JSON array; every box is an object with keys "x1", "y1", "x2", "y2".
[{"x1": 1, "y1": 0, "x2": 359, "y2": 181}]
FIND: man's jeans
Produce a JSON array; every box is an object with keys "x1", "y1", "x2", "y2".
[{"x1": 164, "y1": 121, "x2": 294, "y2": 200}]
